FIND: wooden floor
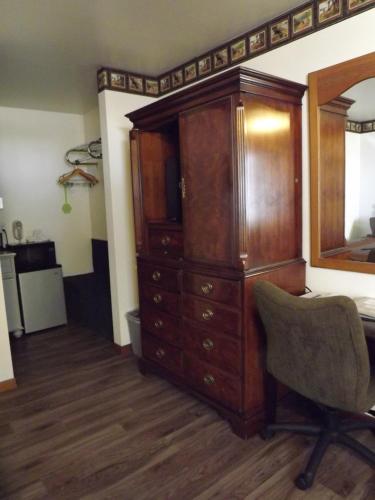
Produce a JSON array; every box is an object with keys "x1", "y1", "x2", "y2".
[{"x1": 0, "y1": 324, "x2": 374, "y2": 500}]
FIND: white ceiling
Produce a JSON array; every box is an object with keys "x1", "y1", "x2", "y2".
[
  {"x1": 0, "y1": 0, "x2": 307, "y2": 114},
  {"x1": 343, "y1": 79, "x2": 375, "y2": 121}
]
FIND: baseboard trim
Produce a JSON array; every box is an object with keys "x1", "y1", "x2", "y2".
[
  {"x1": 113, "y1": 343, "x2": 133, "y2": 358},
  {"x1": 0, "y1": 378, "x2": 17, "y2": 392}
]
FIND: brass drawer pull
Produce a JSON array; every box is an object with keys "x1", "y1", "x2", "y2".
[
  {"x1": 202, "y1": 338, "x2": 214, "y2": 351},
  {"x1": 154, "y1": 319, "x2": 163, "y2": 329},
  {"x1": 201, "y1": 282, "x2": 213, "y2": 295},
  {"x1": 202, "y1": 308, "x2": 214, "y2": 321},
  {"x1": 152, "y1": 271, "x2": 161, "y2": 282},
  {"x1": 203, "y1": 374, "x2": 215, "y2": 385},
  {"x1": 161, "y1": 235, "x2": 171, "y2": 246},
  {"x1": 153, "y1": 293, "x2": 162, "y2": 304},
  {"x1": 155, "y1": 348, "x2": 165, "y2": 359}
]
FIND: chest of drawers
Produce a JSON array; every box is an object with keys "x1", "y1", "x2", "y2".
[{"x1": 137, "y1": 257, "x2": 305, "y2": 438}]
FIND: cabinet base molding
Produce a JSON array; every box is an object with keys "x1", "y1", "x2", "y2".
[
  {"x1": 138, "y1": 357, "x2": 264, "y2": 439},
  {"x1": 244, "y1": 257, "x2": 307, "y2": 277},
  {"x1": 0, "y1": 378, "x2": 17, "y2": 392},
  {"x1": 113, "y1": 343, "x2": 133, "y2": 358}
]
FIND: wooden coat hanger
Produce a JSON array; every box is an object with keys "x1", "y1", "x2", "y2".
[{"x1": 58, "y1": 162, "x2": 99, "y2": 186}]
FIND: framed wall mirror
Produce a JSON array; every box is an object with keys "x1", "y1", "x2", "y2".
[{"x1": 309, "y1": 52, "x2": 375, "y2": 274}]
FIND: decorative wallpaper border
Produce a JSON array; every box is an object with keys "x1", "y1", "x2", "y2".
[
  {"x1": 346, "y1": 119, "x2": 375, "y2": 133},
  {"x1": 97, "y1": 0, "x2": 375, "y2": 97}
]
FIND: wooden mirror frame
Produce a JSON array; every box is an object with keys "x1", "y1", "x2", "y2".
[{"x1": 309, "y1": 51, "x2": 375, "y2": 274}]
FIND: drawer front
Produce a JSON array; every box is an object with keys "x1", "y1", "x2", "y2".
[
  {"x1": 149, "y1": 229, "x2": 183, "y2": 259},
  {"x1": 183, "y1": 295, "x2": 241, "y2": 337},
  {"x1": 141, "y1": 306, "x2": 181, "y2": 347},
  {"x1": 142, "y1": 333, "x2": 183, "y2": 375},
  {"x1": 141, "y1": 285, "x2": 180, "y2": 316},
  {"x1": 138, "y1": 263, "x2": 180, "y2": 292},
  {"x1": 184, "y1": 272, "x2": 241, "y2": 307},
  {"x1": 184, "y1": 354, "x2": 241, "y2": 411},
  {"x1": 150, "y1": 247, "x2": 183, "y2": 259},
  {"x1": 183, "y1": 321, "x2": 241, "y2": 376}
]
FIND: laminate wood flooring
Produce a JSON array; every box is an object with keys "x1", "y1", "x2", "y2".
[{"x1": 0, "y1": 324, "x2": 374, "y2": 499}]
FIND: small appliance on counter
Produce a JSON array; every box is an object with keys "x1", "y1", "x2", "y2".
[
  {"x1": 7, "y1": 241, "x2": 57, "y2": 272},
  {"x1": 7, "y1": 241, "x2": 67, "y2": 334}
]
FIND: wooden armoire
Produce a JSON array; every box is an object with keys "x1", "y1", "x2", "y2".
[{"x1": 127, "y1": 67, "x2": 306, "y2": 438}]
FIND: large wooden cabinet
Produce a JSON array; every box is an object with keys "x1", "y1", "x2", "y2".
[{"x1": 127, "y1": 67, "x2": 306, "y2": 438}]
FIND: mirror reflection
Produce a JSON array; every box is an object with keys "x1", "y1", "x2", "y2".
[{"x1": 320, "y1": 78, "x2": 375, "y2": 263}]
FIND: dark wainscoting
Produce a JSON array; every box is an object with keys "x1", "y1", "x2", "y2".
[{"x1": 64, "y1": 239, "x2": 113, "y2": 340}]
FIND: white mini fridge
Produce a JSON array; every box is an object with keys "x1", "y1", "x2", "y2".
[{"x1": 18, "y1": 266, "x2": 67, "y2": 333}]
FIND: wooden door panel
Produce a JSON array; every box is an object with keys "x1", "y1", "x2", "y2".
[
  {"x1": 139, "y1": 130, "x2": 178, "y2": 222},
  {"x1": 180, "y1": 97, "x2": 235, "y2": 267},
  {"x1": 319, "y1": 108, "x2": 346, "y2": 252},
  {"x1": 243, "y1": 95, "x2": 302, "y2": 268}
]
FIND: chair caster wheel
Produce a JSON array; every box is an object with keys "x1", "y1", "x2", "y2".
[
  {"x1": 295, "y1": 473, "x2": 313, "y2": 490},
  {"x1": 260, "y1": 427, "x2": 275, "y2": 440}
]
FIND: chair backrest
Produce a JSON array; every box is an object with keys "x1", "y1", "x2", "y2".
[
  {"x1": 253, "y1": 281, "x2": 370, "y2": 412},
  {"x1": 367, "y1": 249, "x2": 375, "y2": 263},
  {"x1": 370, "y1": 217, "x2": 375, "y2": 236}
]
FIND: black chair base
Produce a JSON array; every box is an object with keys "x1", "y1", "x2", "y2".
[{"x1": 261, "y1": 409, "x2": 375, "y2": 490}]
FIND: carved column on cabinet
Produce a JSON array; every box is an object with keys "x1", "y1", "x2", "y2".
[
  {"x1": 236, "y1": 101, "x2": 249, "y2": 270},
  {"x1": 129, "y1": 129, "x2": 144, "y2": 254}
]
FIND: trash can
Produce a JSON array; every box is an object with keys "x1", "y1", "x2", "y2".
[{"x1": 126, "y1": 309, "x2": 141, "y2": 357}]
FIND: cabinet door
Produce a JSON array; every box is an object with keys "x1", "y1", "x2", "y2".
[
  {"x1": 2, "y1": 277, "x2": 22, "y2": 332},
  {"x1": 243, "y1": 94, "x2": 302, "y2": 268},
  {"x1": 130, "y1": 129, "x2": 179, "y2": 255},
  {"x1": 180, "y1": 97, "x2": 235, "y2": 267}
]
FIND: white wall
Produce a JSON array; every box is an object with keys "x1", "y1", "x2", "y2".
[
  {"x1": 83, "y1": 107, "x2": 107, "y2": 241},
  {"x1": 345, "y1": 132, "x2": 361, "y2": 240},
  {"x1": 0, "y1": 267, "x2": 14, "y2": 383},
  {"x1": 345, "y1": 131, "x2": 375, "y2": 240},
  {"x1": 101, "y1": 10, "x2": 375, "y2": 346},
  {"x1": 358, "y1": 131, "x2": 375, "y2": 236},
  {"x1": 99, "y1": 91, "x2": 155, "y2": 346},
  {"x1": 238, "y1": 10, "x2": 375, "y2": 297},
  {"x1": 0, "y1": 106, "x2": 93, "y2": 276}
]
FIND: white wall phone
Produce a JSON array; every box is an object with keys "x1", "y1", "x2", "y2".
[{"x1": 12, "y1": 220, "x2": 23, "y2": 243}]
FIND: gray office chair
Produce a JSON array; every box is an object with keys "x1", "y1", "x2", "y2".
[
  {"x1": 253, "y1": 281, "x2": 375, "y2": 490},
  {"x1": 370, "y1": 217, "x2": 375, "y2": 236},
  {"x1": 367, "y1": 249, "x2": 375, "y2": 263}
]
